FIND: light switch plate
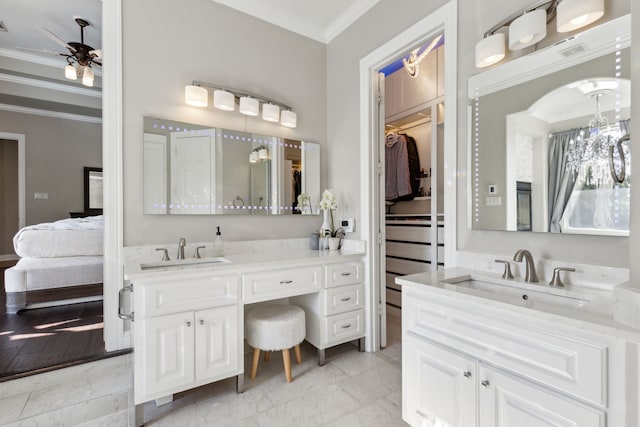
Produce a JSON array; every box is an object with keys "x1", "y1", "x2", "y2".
[
  {"x1": 34, "y1": 192, "x2": 48, "y2": 200},
  {"x1": 340, "y1": 218, "x2": 355, "y2": 233}
]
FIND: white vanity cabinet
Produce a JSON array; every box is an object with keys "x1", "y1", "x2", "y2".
[
  {"x1": 402, "y1": 283, "x2": 631, "y2": 427},
  {"x1": 133, "y1": 274, "x2": 241, "y2": 404},
  {"x1": 292, "y1": 261, "x2": 365, "y2": 364}
]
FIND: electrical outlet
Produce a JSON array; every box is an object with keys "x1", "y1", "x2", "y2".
[{"x1": 34, "y1": 192, "x2": 48, "y2": 200}]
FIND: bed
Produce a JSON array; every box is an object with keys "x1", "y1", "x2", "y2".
[{"x1": 4, "y1": 215, "x2": 104, "y2": 313}]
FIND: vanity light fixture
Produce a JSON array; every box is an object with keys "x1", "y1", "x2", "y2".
[
  {"x1": 185, "y1": 81, "x2": 297, "y2": 128},
  {"x1": 475, "y1": 0, "x2": 605, "y2": 68},
  {"x1": 509, "y1": 9, "x2": 547, "y2": 50},
  {"x1": 556, "y1": 0, "x2": 604, "y2": 33}
]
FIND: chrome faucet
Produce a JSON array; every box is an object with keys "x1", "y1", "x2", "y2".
[
  {"x1": 513, "y1": 249, "x2": 538, "y2": 282},
  {"x1": 177, "y1": 237, "x2": 186, "y2": 260}
]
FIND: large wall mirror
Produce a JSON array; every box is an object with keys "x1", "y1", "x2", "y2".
[
  {"x1": 143, "y1": 117, "x2": 320, "y2": 215},
  {"x1": 468, "y1": 14, "x2": 631, "y2": 236}
]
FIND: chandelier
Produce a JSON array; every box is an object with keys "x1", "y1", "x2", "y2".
[{"x1": 565, "y1": 90, "x2": 629, "y2": 185}]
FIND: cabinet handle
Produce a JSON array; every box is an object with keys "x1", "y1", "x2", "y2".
[
  {"x1": 280, "y1": 279, "x2": 293, "y2": 284},
  {"x1": 199, "y1": 319, "x2": 205, "y2": 325},
  {"x1": 481, "y1": 380, "x2": 490, "y2": 389},
  {"x1": 117, "y1": 283, "x2": 134, "y2": 321},
  {"x1": 463, "y1": 371, "x2": 472, "y2": 379},
  {"x1": 341, "y1": 324, "x2": 352, "y2": 329},
  {"x1": 186, "y1": 321, "x2": 192, "y2": 327},
  {"x1": 340, "y1": 297, "x2": 352, "y2": 302},
  {"x1": 340, "y1": 272, "x2": 352, "y2": 276}
]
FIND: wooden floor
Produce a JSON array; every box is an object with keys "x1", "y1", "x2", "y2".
[{"x1": 0, "y1": 264, "x2": 128, "y2": 381}]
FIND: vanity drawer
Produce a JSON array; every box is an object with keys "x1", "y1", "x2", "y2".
[
  {"x1": 242, "y1": 265, "x2": 322, "y2": 303},
  {"x1": 324, "y1": 283, "x2": 364, "y2": 315},
  {"x1": 136, "y1": 274, "x2": 239, "y2": 318},
  {"x1": 325, "y1": 262, "x2": 363, "y2": 288},
  {"x1": 324, "y1": 309, "x2": 364, "y2": 346},
  {"x1": 404, "y1": 290, "x2": 607, "y2": 407}
]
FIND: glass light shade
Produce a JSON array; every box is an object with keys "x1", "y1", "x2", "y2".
[
  {"x1": 509, "y1": 9, "x2": 547, "y2": 50},
  {"x1": 239, "y1": 96, "x2": 259, "y2": 116},
  {"x1": 280, "y1": 110, "x2": 297, "y2": 128},
  {"x1": 475, "y1": 33, "x2": 505, "y2": 68},
  {"x1": 262, "y1": 103, "x2": 280, "y2": 122},
  {"x1": 82, "y1": 66, "x2": 94, "y2": 87},
  {"x1": 249, "y1": 151, "x2": 258, "y2": 163},
  {"x1": 185, "y1": 85, "x2": 208, "y2": 107},
  {"x1": 258, "y1": 148, "x2": 268, "y2": 159},
  {"x1": 213, "y1": 89, "x2": 235, "y2": 111},
  {"x1": 557, "y1": 0, "x2": 604, "y2": 33},
  {"x1": 65, "y1": 64, "x2": 77, "y2": 80}
]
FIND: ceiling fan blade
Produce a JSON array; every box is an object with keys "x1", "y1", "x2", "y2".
[
  {"x1": 37, "y1": 26, "x2": 76, "y2": 53},
  {"x1": 15, "y1": 46, "x2": 66, "y2": 57},
  {"x1": 89, "y1": 49, "x2": 103, "y2": 59},
  {"x1": 91, "y1": 59, "x2": 102, "y2": 67}
]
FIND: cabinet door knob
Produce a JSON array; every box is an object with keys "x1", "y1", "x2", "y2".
[
  {"x1": 186, "y1": 321, "x2": 192, "y2": 327},
  {"x1": 199, "y1": 319, "x2": 205, "y2": 325},
  {"x1": 481, "y1": 380, "x2": 490, "y2": 389},
  {"x1": 463, "y1": 371, "x2": 472, "y2": 379}
]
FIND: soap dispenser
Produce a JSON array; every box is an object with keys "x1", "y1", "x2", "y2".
[{"x1": 213, "y1": 226, "x2": 224, "y2": 256}]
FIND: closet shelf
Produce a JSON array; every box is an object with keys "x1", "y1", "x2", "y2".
[{"x1": 413, "y1": 196, "x2": 431, "y2": 200}]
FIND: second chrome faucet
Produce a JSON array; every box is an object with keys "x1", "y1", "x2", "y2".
[{"x1": 513, "y1": 249, "x2": 538, "y2": 283}]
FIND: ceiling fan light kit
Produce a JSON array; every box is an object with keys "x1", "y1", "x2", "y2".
[{"x1": 185, "y1": 82, "x2": 298, "y2": 128}]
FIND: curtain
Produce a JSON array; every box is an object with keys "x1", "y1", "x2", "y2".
[{"x1": 548, "y1": 128, "x2": 585, "y2": 232}]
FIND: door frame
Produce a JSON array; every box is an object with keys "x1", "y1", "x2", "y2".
[
  {"x1": 359, "y1": 1, "x2": 458, "y2": 351},
  {"x1": 0, "y1": 132, "x2": 25, "y2": 232}
]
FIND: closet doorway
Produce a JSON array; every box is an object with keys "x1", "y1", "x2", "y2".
[
  {"x1": 358, "y1": 2, "x2": 457, "y2": 352},
  {"x1": 0, "y1": 133, "x2": 25, "y2": 257}
]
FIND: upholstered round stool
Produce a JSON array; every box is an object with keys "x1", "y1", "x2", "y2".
[{"x1": 246, "y1": 305, "x2": 305, "y2": 383}]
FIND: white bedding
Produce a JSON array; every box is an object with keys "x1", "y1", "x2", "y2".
[{"x1": 13, "y1": 215, "x2": 103, "y2": 258}]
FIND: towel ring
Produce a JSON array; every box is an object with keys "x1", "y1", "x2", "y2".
[{"x1": 233, "y1": 196, "x2": 245, "y2": 208}]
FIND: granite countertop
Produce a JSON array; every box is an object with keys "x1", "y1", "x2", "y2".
[{"x1": 397, "y1": 267, "x2": 640, "y2": 342}]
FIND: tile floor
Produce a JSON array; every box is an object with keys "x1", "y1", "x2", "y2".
[
  {"x1": 0, "y1": 314, "x2": 405, "y2": 426},
  {"x1": 142, "y1": 314, "x2": 405, "y2": 427}
]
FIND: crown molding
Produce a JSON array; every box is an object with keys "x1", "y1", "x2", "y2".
[
  {"x1": 325, "y1": 0, "x2": 380, "y2": 43},
  {"x1": 0, "y1": 103, "x2": 102, "y2": 124},
  {"x1": 0, "y1": 72, "x2": 102, "y2": 98}
]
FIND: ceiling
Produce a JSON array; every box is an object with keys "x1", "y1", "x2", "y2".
[
  {"x1": 0, "y1": 0, "x2": 103, "y2": 120},
  {"x1": 209, "y1": 0, "x2": 381, "y2": 43}
]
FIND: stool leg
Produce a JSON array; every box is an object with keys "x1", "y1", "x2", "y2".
[
  {"x1": 250, "y1": 348, "x2": 260, "y2": 380},
  {"x1": 294, "y1": 345, "x2": 302, "y2": 364},
  {"x1": 282, "y1": 348, "x2": 292, "y2": 383},
  {"x1": 264, "y1": 351, "x2": 270, "y2": 362}
]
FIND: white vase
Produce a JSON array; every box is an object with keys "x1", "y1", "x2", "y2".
[
  {"x1": 328, "y1": 237, "x2": 341, "y2": 250},
  {"x1": 320, "y1": 209, "x2": 332, "y2": 236}
]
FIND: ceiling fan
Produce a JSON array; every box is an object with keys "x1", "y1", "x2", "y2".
[{"x1": 38, "y1": 17, "x2": 102, "y2": 87}]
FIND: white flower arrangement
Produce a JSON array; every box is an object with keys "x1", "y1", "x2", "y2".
[
  {"x1": 319, "y1": 189, "x2": 338, "y2": 211},
  {"x1": 296, "y1": 192, "x2": 311, "y2": 213}
]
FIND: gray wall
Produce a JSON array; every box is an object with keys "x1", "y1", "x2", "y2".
[
  {"x1": 326, "y1": 0, "x2": 633, "y2": 269},
  {"x1": 122, "y1": 0, "x2": 327, "y2": 245},
  {"x1": 0, "y1": 111, "x2": 102, "y2": 225}
]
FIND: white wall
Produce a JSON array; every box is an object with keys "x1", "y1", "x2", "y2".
[
  {"x1": 327, "y1": 0, "x2": 633, "y2": 269},
  {"x1": 121, "y1": 0, "x2": 327, "y2": 245}
]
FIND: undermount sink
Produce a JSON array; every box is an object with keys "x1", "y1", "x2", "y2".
[
  {"x1": 140, "y1": 257, "x2": 231, "y2": 270},
  {"x1": 441, "y1": 275, "x2": 590, "y2": 310}
]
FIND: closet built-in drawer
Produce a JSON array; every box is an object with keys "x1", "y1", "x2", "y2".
[
  {"x1": 386, "y1": 226, "x2": 431, "y2": 244},
  {"x1": 386, "y1": 257, "x2": 432, "y2": 275},
  {"x1": 324, "y1": 283, "x2": 364, "y2": 316},
  {"x1": 242, "y1": 265, "x2": 322, "y2": 303},
  {"x1": 324, "y1": 309, "x2": 364, "y2": 346},
  {"x1": 386, "y1": 241, "x2": 431, "y2": 262},
  {"x1": 404, "y1": 291, "x2": 607, "y2": 407},
  {"x1": 136, "y1": 274, "x2": 239, "y2": 318},
  {"x1": 386, "y1": 288, "x2": 402, "y2": 308},
  {"x1": 325, "y1": 262, "x2": 363, "y2": 288},
  {"x1": 437, "y1": 226, "x2": 444, "y2": 243}
]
